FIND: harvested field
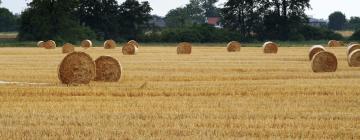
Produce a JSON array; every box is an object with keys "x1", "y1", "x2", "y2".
[{"x1": 0, "y1": 46, "x2": 359, "y2": 139}]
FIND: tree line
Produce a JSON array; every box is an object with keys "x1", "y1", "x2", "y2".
[
  {"x1": 17, "y1": 0, "x2": 151, "y2": 43},
  {"x1": 160, "y1": 0, "x2": 342, "y2": 42},
  {"x1": 0, "y1": 0, "x2": 19, "y2": 32},
  {"x1": 0, "y1": 0, "x2": 360, "y2": 43}
]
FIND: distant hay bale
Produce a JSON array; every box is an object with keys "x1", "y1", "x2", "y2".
[
  {"x1": 94, "y1": 56, "x2": 122, "y2": 82},
  {"x1": 81, "y1": 40, "x2": 92, "y2": 49},
  {"x1": 37, "y1": 41, "x2": 44, "y2": 48},
  {"x1": 104, "y1": 40, "x2": 116, "y2": 49},
  {"x1": 328, "y1": 40, "x2": 341, "y2": 47},
  {"x1": 62, "y1": 43, "x2": 75, "y2": 54},
  {"x1": 263, "y1": 41, "x2": 278, "y2": 54},
  {"x1": 177, "y1": 42, "x2": 192, "y2": 54},
  {"x1": 347, "y1": 44, "x2": 360, "y2": 56},
  {"x1": 311, "y1": 51, "x2": 337, "y2": 73},
  {"x1": 128, "y1": 40, "x2": 140, "y2": 48},
  {"x1": 348, "y1": 50, "x2": 360, "y2": 67},
  {"x1": 122, "y1": 43, "x2": 138, "y2": 55},
  {"x1": 309, "y1": 45, "x2": 326, "y2": 61},
  {"x1": 58, "y1": 52, "x2": 95, "y2": 85},
  {"x1": 42, "y1": 40, "x2": 56, "y2": 49},
  {"x1": 227, "y1": 41, "x2": 241, "y2": 52}
]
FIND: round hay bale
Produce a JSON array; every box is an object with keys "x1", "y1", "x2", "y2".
[
  {"x1": 177, "y1": 42, "x2": 192, "y2": 54},
  {"x1": 227, "y1": 41, "x2": 241, "y2": 52},
  {"x1": 309, "y1": 45, "x2": 326, "y2": 61},
  {"x1": 37, "y1": 41, "x2": 44, "y2": 48},
  {"x1": 94, "y1": 56, "x2": 122, "y2": 82},
  {"x1": 328, "y1": 40, "x2": 341, "y2": 47},
  {"x1": 128, "y1": 40, "x2": 140, "y2": 48},
  {"x1": 62, "y1": 43, "x2": 75, "y2": 54},
  {"x1": 347, "y1": 44, "x2": 360, "y2": 56},
  {"x1": 311, "y1": 51, "x2": 337, "y2": 73},
  {"x1": 104, "y1": 40, "x2": 116, "y2": 49},
  {"x1": 122, "y1": 43, "x2": 138, "y2": 55},
  {"x1": 58, "y1": 52, "x2": 95, "y2": 85},
  {"x1": 348, "y1": 49, "x2": 360, "y2": 67},
  {"x1": 263, "y1": 41, "x2": 278, "y2": 54},
  {"x1": 81, "y1": 40, "x2": 92, "y2": 49},
  {"x1": 43, "y1": 40, "x2": 56, "y2": 49}
]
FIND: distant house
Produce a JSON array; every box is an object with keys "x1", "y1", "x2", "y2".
[
  {"x1": 206, "y1": 17, "x2": 222, "y2": 28},
  {"x1": 308, "y1": 17, "x2": 327, "y2": 27}
]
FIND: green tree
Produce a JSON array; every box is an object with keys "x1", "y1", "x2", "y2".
[
  {"x1": 165, "y1": 0, "x2": 205, "y2": 28},
  {"x1": 18, "y1": 0, "x2": 95, "y2": 43},
  {"x1": 78, "y1": 0, "x2": 120, "y2": 40},
  {"x1": 201, "y1": 0, "x2": 220, "y2": 17},
  {"x1": 328, "y1": 11, "x2": 346, "y2": 30},
  {"x1": 349, "y1": 30, "x2": 360, "y2": 41},
  {"x1": 348, "y1": 17, "x2": 360, "y2": 30},
  {"x1": 222, "y1": 0, "x2": 266, "y2": 39},
  {"x1": 118, "y1": 0, "x2": 152, "y2": 40},
  {"x1": 0, "y1": 8, "x2": 19, "y2": 32},
  {"x1": 260, "y1": 0, "x2": 310, "y2": 40}
]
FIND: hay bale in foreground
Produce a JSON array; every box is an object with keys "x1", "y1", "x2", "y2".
[
  {"x1": 94, "y1": 56, "x2": 122, "y2": 82},
  {"x1": 348, "y1": 49, "x2": 360, "y2": 67},
  {"x1": 227, "y1": 41, "x2": 241, "y2": 52},
  {"x1": 104, "y1": 40, "x2": 116, "y2": 49},
  {"x1": 263, "y1": 41, "x2": 278, "y2": 54},
  {"x1": 58, "y1": 52, "x2": 95, "y2": 85},
  {"x1": 309, "y1": 45, "x2": 326, "y2": 61},
  {"x1": 37, "y1": 41, "x2": 44, "y2": 48},
  {"x1": 328, "y1": 40, "x2": 341, "y2": 47},
  {"x1": 177, "y1": 42, "x2": 192, "y2": 54},
  {"x1": 62, "y1": 43, "x2": 75, "y2": 54},
  {"x1": 128, "y1": 40, "x2": 140, "y2": 48},
  {"x1": 311, "y1": 51, "x2": 337, "y2": 73},
  {"x1": 43, "y1": 40, "x2": 56, "y2": 49},
  {"x1": 347, "y1": 44, "x2": 360, "y2": 56},
  {"x1": 122, "y1": 43, "x2": 138, "y2": 55},
  {"x1": 81, "y1": 40, "x2": 92, "y2": 49}
]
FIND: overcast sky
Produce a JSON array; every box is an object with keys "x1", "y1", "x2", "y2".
[{"x1": 1, "y1": 0, "x2": 359, "y2": 19}]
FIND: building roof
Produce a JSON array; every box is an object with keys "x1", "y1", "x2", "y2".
[{"x1": 207, "y1": 17, "x2": 220, "y2": 25}]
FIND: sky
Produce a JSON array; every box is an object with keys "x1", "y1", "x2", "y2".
[{"x1": 1, "y1": 0, "x2": 360, "y2": 19}]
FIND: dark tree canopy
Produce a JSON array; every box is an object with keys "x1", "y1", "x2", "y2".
[
  {"x1": 165, "y1": 0, "x2": 204, "y2": 28},
  {"x1": 201, "y1": 0, "x2": 219, "y2": 17},
  {"x1": 78, "y1": 0, "x2": 120, "y2": 40},
  {"x1": 349, "y1": 17, "x2": 360, "y2": 30},
  {"x1": 222, "y1": 0, "x2": 266, "y2": 39},
  {"x1": 18, "y1": 0, "x2": 152, "y2": 42},
  {"x1": 222, "y1": 0, "x2": 310, "y2": 40},
  {"x1": 118, "y1": 0, "x2": 152, "y2": 40},
  {"x1": 165, "y1": 0, "x2": 221, "y2": 28},
  {"x1": 18, "y1": 0, "x2": 95, "y2": 43},
  {"x1": 78, "y1": 0, "x2": 151, "y2": 40},
  {"x1": 0, "y1": 8, "x2": 18, "y2": 32},
  {"x1": 328, "y1": 11, "x2": 346, "y2": 30}
]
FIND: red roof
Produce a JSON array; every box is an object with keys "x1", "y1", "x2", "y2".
[{"x1": 207, "y1": 17, "x2": 220, "y2": 25}]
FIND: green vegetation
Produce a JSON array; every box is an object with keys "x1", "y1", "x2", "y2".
[
  {"x1": 18, "y1": 0, "x2": 151, "y2": 43},
  {"x1": 328, "y1": 11, "x2": 347, "y2": 30},
  {"x1": 0, "y1": 0, "x2": 358, "y2": 44},
  {"x1": 349, "y1": 30, "x2": 360, "y2": 41},
  {"x1": 0, "y1": 8, "x2": 19, "y2": 32}
]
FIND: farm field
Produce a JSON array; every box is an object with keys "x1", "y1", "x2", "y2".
[{"x1": 0, "y1": 45, "x2": 359, "y2": 139}]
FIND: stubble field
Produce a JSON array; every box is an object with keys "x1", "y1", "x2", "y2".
[{"x1": 0, "y1": 45, "x2": 359, "y2": 139}]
